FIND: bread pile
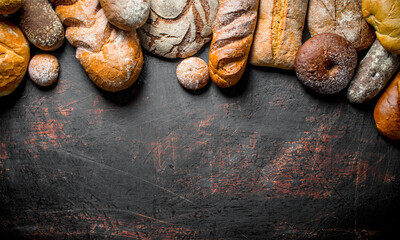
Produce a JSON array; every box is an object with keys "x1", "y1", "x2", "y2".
[{"x1": 1, "y1": 0, "x2": 400, "y2": 140}]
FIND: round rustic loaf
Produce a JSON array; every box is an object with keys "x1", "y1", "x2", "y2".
[
  {"x1": 0, "y1": 20, "x2": 30, "y2": 97},
  {"x1": 28, "y1": 54, "x2": 59, "y2": 87},
  {"x1": 294, "y1": 33, "x2": 357, "y2": 95},
  {"x1": 0, "y1": 0, "x2": 21, "y2": 15},
  {"x1": 19, "y1": 0, "x2": 64, "y2": 51},
  {"x1": 374, "y1": 72, "x2": 400, "y2": 140},
  {"x1": 99, "y1": 0, "x2": 150, "y2": 31},
  {"x1": 176, "y1": 57, "x2": 209, "y2": 90}
]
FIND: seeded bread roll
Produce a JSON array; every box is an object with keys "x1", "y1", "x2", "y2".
[
  {"x1": 0, "y1": 0, "x2": 21, "y2": 15},
  {"x1": 0, "y1": 20, "x2": 30, "y2": 97},
  {"x1": 363, "y1": 0, "x2": 400, "y2": 55},
  {"x1": 99, "y1": 0, "x2": 150, "y2": 31},
  {"x1": 308, "y1": 0, "x2": 375, "y2": 51},
  {"x1": 374, "y1": 72, "x2": 400, "y2": 140},
  {"x1": 209, "y1": 0, "x2": 259, "y2": 88},
  {"x1": 52, "y1": 0, "x2": 144, "y2": 92},
  {"x1": 249, "y1": 0, "x2": 309, "y2": 70},
  {"x1": 138, "y1": 0, "x2": 218, "y2": 58},
  {"x1": 19, "y1": 0, "x2": 64, "y2": 51},
  {"x1": 347, "y1": 39, "x2": 400, "y2": 104}
]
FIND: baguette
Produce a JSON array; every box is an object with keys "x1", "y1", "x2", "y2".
[
  {"x1": 347, "y1": 39, "x2": 400, "y2": 103},
  {"x1": 209, "y1": 0, "x2": 259, "y2": 88},
  {"x1": 308, "y1": 0, "x2": 375, "y2": 51},
  {"x1": 51, "y1": 0, "x2": 143, "y2": 92},
  {"x1": 249, "y1": 0, "x2": 308, "y2": 70}
]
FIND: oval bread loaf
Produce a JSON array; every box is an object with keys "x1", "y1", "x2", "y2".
[
  {"x1": 99, "y1": 0, "x2": 150, "y2": 31},
  {"x1": 209, "y1": 0, "x2": 259, "y2": 88},
  {"x1": 347, "y1": 39, "x2": 400, "y2": 104},
  {"x1": 0, "y1": 20, "x2": 30, "y2": 97},
  {"x1": 19, "y1": 0, "x2": 65, "y2": 51},
  {"x1": 138, "y1": 0, "x2": 218, "y2": 59},
  {"x1": 308, "y1": 0, "x2": 375, "y2": 51},
  {"x1": 51, "y1": 0, "x2": 143, "y2": 92},
  {"x1": 374, "y1": 72, "x2": 400, "y2": 140},
  {"x1": 0, "y1": 0, "x2": 21, "y2": 15}
]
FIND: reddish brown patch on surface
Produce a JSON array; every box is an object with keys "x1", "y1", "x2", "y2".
[
  {"x1": 57, "y1": 100, "x2": 77, "y2": 116},
  {"x1": 25, "y1": 119, "x2": 71, "y2": 150},
  {"x1": 150, "y1": 133, "x2": 178, "y2": 173}
]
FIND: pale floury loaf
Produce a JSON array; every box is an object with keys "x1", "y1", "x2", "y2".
[
  {"x1": 138, "y1": 0, "x2": 218, "y2": 59},
  {"x1": 308, "y1": 0, "x2": 375, "y2": 51}
]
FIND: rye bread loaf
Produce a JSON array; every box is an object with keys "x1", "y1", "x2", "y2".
[
  {"x1": 308, "y1": 0, "x2": 375, "y2": 51},
  {"x1": 138, "y1": 0, "x2": 218, "y2": 59},
  {"x1": 0, "y1": 0, "x2": 21, "y2": 15},
  {"x1": 51, "y1": 0, "x2": 144, "y2": 92},
  {"x1": 209, "y1": 0, "x2": 259, "y2": 88},
  {"x1": 19, "y1": 0, "x2": 64, "y2": 51},
  {"x1": 347, "y1": 39, "x2": 400, "y2": 104},
  {"x1": 0, "y1": 20, "x2": 30, "y2": 97},
  {"x1": 249, "y1": 0, "x2": 309, "y2": 70},
  {"x1": 99, "y1": 0, "x2": 150, "y2": 31}
]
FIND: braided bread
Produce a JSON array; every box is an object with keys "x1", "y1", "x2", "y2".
[
  {"x1": 208, "y1": 0, "x2": 259, "y2": 88},
  {"x1": 50, "y1": 0, "x2": 143, "y2": 92}
]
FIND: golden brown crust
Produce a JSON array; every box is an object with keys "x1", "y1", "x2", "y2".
[
  {"x1": 0, "y1": 20, "x2": 30, "y2": 97},
  {"x1": 52, "y1": 0, "x2": 143, "y2": 92},
  {"x1": 0, "y1": 0, "x2": 21, "y2": 15},
  {"x1": 209, "y1": 0, "x2": 259, "y2": 88},
  {"x1": 28, "y1": 54, "x2": 59, "y2": 87},
  {"x1": 249, "y1": 0, "x2": 308, "y2": 70},
  {"x1": 374, "y1": 72, "x2": 400, "y2": 140},
  {"x1": 308, "y1": 0, "x2": 375, "y2": 52},
  {"x1": 363, "y1": 0, "x2": 400, "y2": 55}
]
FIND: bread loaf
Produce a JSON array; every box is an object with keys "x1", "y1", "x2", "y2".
[
  {"x1": 209, "y1": 0, "x2": 259, "y2": 88},
  {"x1": 308, "y1": 0, "x2": 375, "y2": 51},
  {"x1": 347, "y1": 39, "x2": 400, "y2": 103},
  {"x1": 363, "y1": 0, "x2": 400, "y2": 55},
  {"x1": 374, "y1": 72, "x2": 400, "y2": 140},
  {"x1": 99, "y1": 0, "x2": 150, "y2": 31},
  {"x1": 0, "y1": 20, "x2": 29, "y2": 97},
  {"x1": 138, "y1": 0, "x2": 218, "y2": 58},
  {"x1": 249, "y1": 0, "x2": 308, "y2": 70},
  {"x1": 0, "y1": 0, "x2": 21, "y2": 15},
  {"x1": 19, "y1": 0, "x2": 64, "y2": 51},
  {"x1": 51, "y1": 0, "x2": 143, "y2": 92}
]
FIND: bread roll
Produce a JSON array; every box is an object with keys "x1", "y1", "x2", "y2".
[
  {"x1": 19, "y1": 0, "x2": 64, "y2": 51},
  {"x1": 209, "y1": 0, "x2": 259, "y2": 88},
  {"x1": 51, "y1": 0, "x2": 143, "y2": 92},
  {"x1": 374, "y1": 72, "x2": 400, "y2": 140},
  {"x1": 176, "y1": 57, "x2": 209, "y2": 90},
  {"x1": 0, "y1": 20, "x2": 30, "y2": 97},
  {"x1": 138, "y1": 0, "x2": 218, "y2": 58},
  {"x1": 28, "y1": 54, "x2": 59, "y2": 87},
  {"x1": 308, "y1": 0, "x2": 375, "y2": 51},
  {"x1": 99, "y1": 0, "x2": 150, "y2": 31},
  {"x1": 249, "y1": 0, "x2": 308, "y2": 70},
  {"x1": 0, "y1": 0, "x2": 21, "y2": 15},
  {"x1": 363, "y1": 0, "x2": 400, "y2": 55},
  {"x1": 347, "y1": 39, "x2": 400, "y2": 103}
]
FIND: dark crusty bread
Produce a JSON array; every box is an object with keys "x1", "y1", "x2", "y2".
[
  {"x1": 209, "y1": 0, "x2": 259, "y2": 88},
  {"x1": 19, "y1": 0, "x2": 64, "y2": 51},
  {"x1": 347, "y1": 39, "x2": 400, "y2": 104}
]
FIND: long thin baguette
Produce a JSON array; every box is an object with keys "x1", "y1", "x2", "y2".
[
  {"x1": 249, "y1": 0, "x2": 308, "y2": 70},
  {"x1": 209, "y1": 0, "x2": 259, "y2": 88}
]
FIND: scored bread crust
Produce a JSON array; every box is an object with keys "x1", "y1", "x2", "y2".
[
  {"x1": 0, "y1": 20, "x2": 30, "y2": 97},
  {"x1": 50, "y1": 0, "x2": 143, "y2": 92},
  {"x1": 308, "y1": 0, "x2": 375, "y2": 51},
  {"x1": 374, "y1": 72, "x2": 400, "y2": 140},
  {"x1": 138, "y1": 0, "x2": 218, "y2": 59},
  {"x1": 249, "y1": 0, "x2": 309, "y2": 70},
  {"x1": 209, "y1": 0, "x2": 259, "y2": 88}
]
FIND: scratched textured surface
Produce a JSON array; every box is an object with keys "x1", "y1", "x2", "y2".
[{"x1": 1, "y1": 24, "x2": 400, "y2": 239}]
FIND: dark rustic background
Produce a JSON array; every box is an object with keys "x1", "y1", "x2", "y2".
[{"x1": 1, "y1": 25, "x2": 400, "y2": 239}]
